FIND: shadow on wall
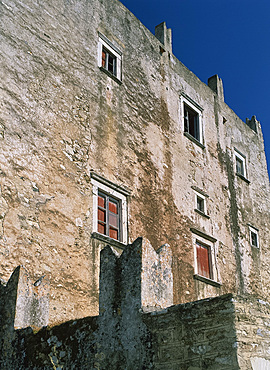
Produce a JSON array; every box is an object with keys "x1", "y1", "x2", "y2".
[{"x1": 0, "y1": 238, "x2": 269, "y2": 369}]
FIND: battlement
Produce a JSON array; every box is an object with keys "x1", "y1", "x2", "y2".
[
  {"x1": 100, "y1": 237, "x2": 173, "y2": 316},
  {"x1": 0, "y1": 266, "x2": 49, "y2": 331}
]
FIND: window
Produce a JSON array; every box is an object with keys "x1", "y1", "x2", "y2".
[
  {"x1": 98, "y1": 33, "x2": 122, "y2": 81},
  {"x1": 191, "y1": 228, "x2": 220, "y2": 286},
  {"x1": 234, "y1": 149, "x2": 248, "y2": 181},
  {"x1": 236, "y1": 156, "x2": 244, "y2": 176},
  {"x1": 91, "y1": 172, "x2": 129, "y2": 244},
  {"x1": 196, "y1": 241, "x2": 212, "y2": 279},
  {"x1": 251, "y1": 231, "x2": 258, "y2": 247},
  {"x1": 249, "y1": 225, "x2": 259, "y2": 248},
  {"x1": 184, "y1": 104, "x2": 200, "y2": 141},
  {"x1": 98, "y1": 191, "x2": 120, "y2": 240},
  {"x1": 102, "y1": 47, "x2": 116, "y2": 76},
  {"x1": 197, "y1": 195, "x2": 204, "y2": 213},
  {"x1": 180, "y1": 94, "x2": 204, "y2": 147},
  {"x1": 192, "y1": 186, "x2": 209, "y2": 218}
]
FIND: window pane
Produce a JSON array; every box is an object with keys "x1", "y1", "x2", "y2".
[
  {"x1": 109, "y1": 228, "x2": 118, "y2": 240},
  {"x1": 108, "y1": 53, "x2": 115, "y2": 74},
  {"x1": 197, "y1": 243, "x2": 211, "y2": 279},
  {"x1": 194, "y1": 115, "x2": 199, "y2": 140},
  {"x1": 109, "y1": 200, "x2": 118, "y2": 214},
  {"x1": 184, "y1": 104, "x2": 199, "y2": 140},
  {"x1": 236, "y1": 157, "x2": 244, "y2": 175},
  {"x1": 197, "y1": 197, "x2": 204, "y2": 212},
  {"x1": 98, "y1": 209, "x2": 106, "y2": 222},
  {"x1": 98, "y1": 222, "x2": 106, "y2": 235},
  {"x1": 189, "y1": 111, "x2": 195, "y2": 138},
  {"x1": 109, "y1": 212, "x2": 118, "y2": 228},
  {"x1": 251, "y1": 232, "x2": 258, "y2": 247},
  {"x1": 98, "y1": 195, "x2": 105, "y2": 208}
]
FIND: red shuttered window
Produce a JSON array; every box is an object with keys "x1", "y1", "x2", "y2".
[
  {"x1": 98, "y1": 192, "x2": 120, "y2": 241},
  {"x1": 196, "y1": 241, "x2": 212, "y2": 279}
]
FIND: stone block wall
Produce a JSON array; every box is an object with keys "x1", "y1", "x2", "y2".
[
  {"x1": 143, "y1": 295, "x2": 270, "y2": 369},
  {"x1": 145, "y1": 294, "x2": 239, "y2": 369},
  {"x1": 234, "y1": 296, "x2": 270, "y2": 369}
]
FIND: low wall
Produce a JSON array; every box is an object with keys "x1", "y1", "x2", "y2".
[{"x1": 144, "y1": 294, "x2": 239, "y2": 369}]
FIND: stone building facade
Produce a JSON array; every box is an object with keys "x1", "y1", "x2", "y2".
[{"x1": 0, "y1": 0, "x2": 269, "y2": 337}]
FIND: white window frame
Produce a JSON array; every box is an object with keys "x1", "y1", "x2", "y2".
[
  {"x1": 194, "y1": 191, "x2": 206, "y2": 214},
  {"x1": 234, "y1": 149, "x2": 247, "y2": 179},
  {"x1": 98, "y1": 33, "x2": 122, "y2": 81},
  {"x1": 249, "y1": 225, "x2": 259, "y2": 248},
  {"x1": 180, "y1": 94, "x2": 203, "y2": 145},
  {"x1": 91, "y1": 173, "x2": 128, "y2": 244},
  {"x1": 192, "y1": 186, "x2": 209, "y2": 218}
]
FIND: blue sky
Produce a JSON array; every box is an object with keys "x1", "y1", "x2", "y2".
[{"x1": 120, "y1": 0, "x2": 270, "y2": 177}]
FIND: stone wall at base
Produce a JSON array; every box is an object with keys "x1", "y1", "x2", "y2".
[
  {"x1": 234, "y1": 296, "x2": 270, "y2": 370},
  {"x1": 1, "y1": 238, "x2": 270, "y2": 369},
  {"x1": 3, "y1": 296, "x2": 270, "y2": 369},
  {"x1": 144, "y1": 294, "x2": 239, "y2": 369}
]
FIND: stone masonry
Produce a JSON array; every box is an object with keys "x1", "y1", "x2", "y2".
[
  {"x1": 1, "y1": 0, "x2": 270, "y2": 326},
  {"x1": 1, "y1": 239, "x2": 270, "y2": 369},
  {"x1": 1, "y1": 0, "x2": 270, "y2": 367}
]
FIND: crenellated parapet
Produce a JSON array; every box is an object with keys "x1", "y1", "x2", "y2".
[
  {"x1": 0, "y1": 265, "x2": 49, "y2": 331},
  {"x1": 97, "y1": 237, "x2": 173, "y2": 368},
  {"x1": 99, "y1": 237, "x2": 173, "y2": 315}
]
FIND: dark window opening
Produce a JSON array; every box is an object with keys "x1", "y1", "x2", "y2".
[
  {"x1": 98, "y1": 191, "x2": 121, "y2": 241},
  {"x1": 236, "y1": 156, "x2": 244, "y2": 176},
  {"x1": 184, "y1": 104, "x2": 200, "y2": 141},
  {"x1": 102, "y1": 46, "x2": 116, "y2": 76},
  {"x1": 196, "y1": 241, "x2": 212, "y2": 279},
  {"x1": 251, "y1": 231, "x2": 258, "y2": 247},
  {"x1": 197, "y1": 196, "x2": 204, "y2": 213}
]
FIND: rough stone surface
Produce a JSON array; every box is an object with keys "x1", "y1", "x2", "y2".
[
  {"x1": 1, "y1": 239, "x2": 270, "y2": 369},
  {"x1": 0, "y1": 0, "x2": 269, "y2": 334}
]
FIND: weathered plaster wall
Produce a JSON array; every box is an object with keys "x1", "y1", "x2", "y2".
[{"x1": 0, "y1": 0, "x2": 269, "y2": 325}]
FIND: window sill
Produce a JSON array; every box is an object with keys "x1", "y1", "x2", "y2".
[
  {"x1": 236, "y1": 172, "x2": 250, "y2": 184},
  {"x1": 99, "y1": 67, "x2": 122, "y2": 85},
  {"x1": 194, "y1": 274, "x2": 221, "y2": 288},
  {"x1": 195, "y1": 209, "x2": 210, "y2": 219},
  {"x1": 91, "y1": 232, "x2": 126, "y2": 250},
  {"x1": 251, "y1": 244, "x2": 260, "y2": 249},
  {"x1": 184, "y1": 132, "x2": 205, "y2": 149}
]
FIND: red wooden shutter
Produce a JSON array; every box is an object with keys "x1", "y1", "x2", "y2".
[
  {"x1": 108, "y1": 199, "x2": 119, "y2": 240},
  {"x1": 98, "y1": 194, "x2": 106, "y2": 235},
  {"x1": 196, "y1": 242, "x2": 211, "y2": 279},
  {"x1": 102, "y1": 49, "x2": 106, "y2": 68}
]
